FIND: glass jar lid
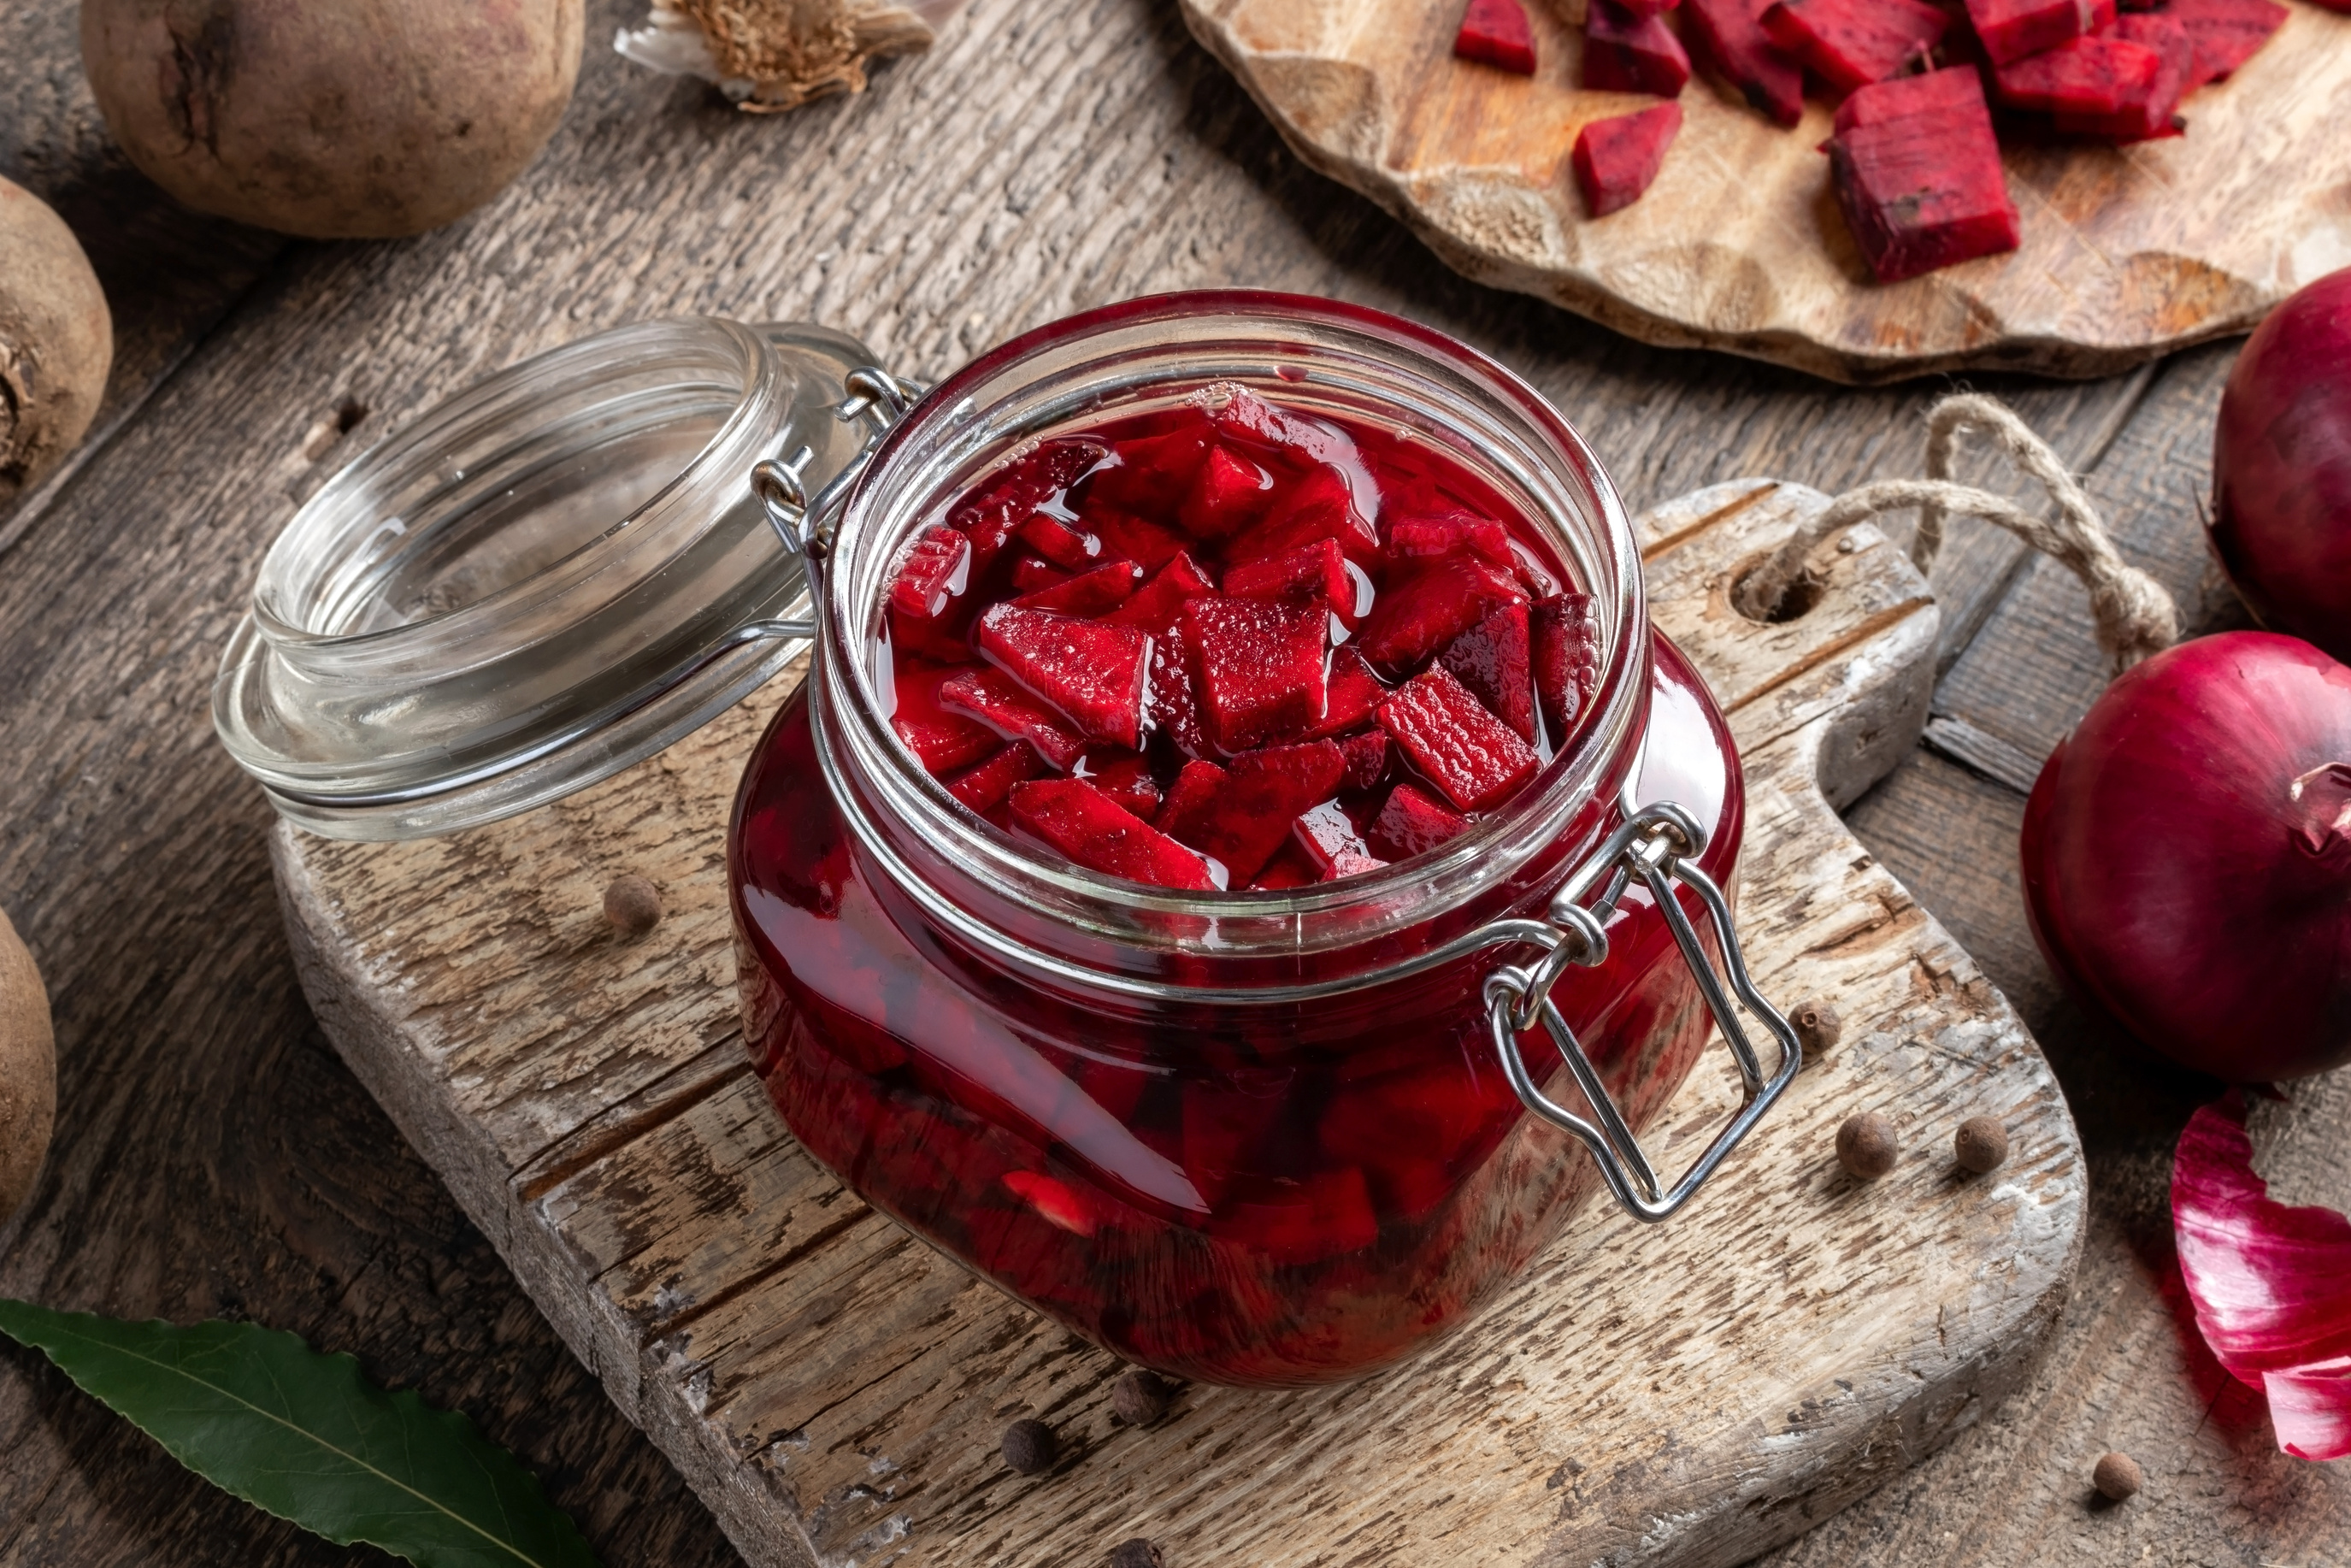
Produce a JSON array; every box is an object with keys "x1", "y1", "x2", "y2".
[{"x1": 214, "y1": 317, "x2": 880, "y2": 840}]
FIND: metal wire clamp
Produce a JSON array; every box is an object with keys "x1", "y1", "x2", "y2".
[{"x1": 1483, "y1": 802, "x2": 1803, "y2": 1223}]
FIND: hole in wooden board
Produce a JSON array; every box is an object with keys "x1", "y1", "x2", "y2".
[{"x1": 1729, "y1": 557, "x2": 1825, "y2": 624}]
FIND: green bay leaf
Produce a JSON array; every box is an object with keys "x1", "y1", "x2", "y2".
[{"x1": 0, "y1": 1298, "x2": 602, "y2": 1568}]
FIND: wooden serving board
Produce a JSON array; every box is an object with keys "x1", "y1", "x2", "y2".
[
  {"x1": 273, "y1": 481, "x2": 2085, "y2": 1568},
  {"x1": 1176, "y1": 0, "x2": 2351, "y2": 384}
]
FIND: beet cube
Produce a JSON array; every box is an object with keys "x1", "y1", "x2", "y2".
[
  {"x1": 1086, "y1": 422, "x2": 1212, "y2": 519},
  {"x1": 1189, "y1": 740, "x2": 1347, "y2": 886},
  {"x1": 1455, "y1": 0, "x2": 1539, "y2": 72},
  {"x1": 975, "y1": 604, "x2": 1152, "y2": 750},
  {"x1": 1076, "y1": 749, "x2": 1163, "y2": 819},
  {"x1": 1017, "y1": 507, "x2": 1103, "y2": 570},
  {"x1": 1993, "y1": 37, "x2": 2163, "y2": 115},
  {"x1": 1530, "y1": 592, "x2": 1604, "y2": 740},
  {"x1": 1009, "y1": 553, "x2": 1068, "y2": 593},
  {"x1": 1683, "y1": 0, "x2": 1804, "y2": 125},
  {"x1": 1011, "y1": 557, "x2": 1142, "y2": 615},
  {"x1": 2057, "y1": 14, "x2": 2189, "y2": 140},
  {"x1": 1086, "y1": 506, "x2": 1189, "y2": 570},
  {"x1": 889, "y1": 524, "x2": 972, "y2": 621},
  {"x1": 946, "y1": 741, "x2": 1043, "y2": 813},
  {"x1": 1182, "y1": 596, "x2": 1330, "y2": 753},
  {"x1": 1225, "y1": 464, "x2": 1382, "y2": 569},
  {"x1": 1827, "y1": 67, "x2": 2021, "y2": 284},
  {"x1": 1222, "y1": 538, "x2": 1357, "y2": 622},
  {"x1": 1584, "y1": 0, "x2": 1694, "y2": 96},
  {"x1": 1965, "y1": 0, "x2": 2112, "y2": 64},
  {"x1": 1294, "y1": 800, "x2": 1389, "y2": 880},
  {"x1": 1440, "y1": 600, "x2": 1537, "y2": 743},
  {"x1": 1377, "y1": 665, "x2": 1540, "y2": 811},
  {"x1": 1008, "y1": 779, "x2": 1221, "y2": 891},
  {"x1": 1761, "y1": 0, "x2": 1947, "y2": 91},
  {"x1": 1357, "y1": 554, "x2": 1527, "y2": 676},
  {"x1": 1103, "y1": 551, "x2": 1216, "y2": 632},
  {"x1": 1384, "y1": 510, "x2": 1518, "y2": 575},
  {"x1": 892, "y1": 661, "x2": 1002, "y2": 775},
  {"x1": 1146, "y1": 624, "x2": 1211, "y2": 759},
  {"x1": 1153, "y1": 758, "x2": 1229, "y2": 847},
  {"x1": 1367, "y1": 781, "x2": 1473, "y2": 861},
  {"x1": 938, "y1": 666, "x2": 1088, "y2": 770},
  {"x1": 952, "y1": 438, "x2": 1106, "y2": 572},
  {"x1": 2168, "y1": 0, "x2": 2286, "y2": 88},
  {"x1": 1340, "y1": 728, "x2": 1391, "y2": 791},
  {"x1": 1247, "y1": 848, "x2": 1321, "y2": 891},
  {"x1": 1306, "y1": 645, "x2": 1390, "y2": 740},
  {"x1": 1177, "y1": 446, "x2": 1280, "y2": 540},
  {"x1": 1574, "y1": 101, "x2": 1683, "y2": 217}
]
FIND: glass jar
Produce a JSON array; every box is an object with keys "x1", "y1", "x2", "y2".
[
  {"x1": 215, "y1": 292, "x2": 1797, "y2": 1390},
  {"x1": 729, "y1": 293, "x2": 1796, "y2": 1385}
]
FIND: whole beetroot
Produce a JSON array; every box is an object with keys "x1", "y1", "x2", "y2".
[
  {"x1": 0, "y1": 177, "x2": 111, "y2": 506},
  {"x1": 81, "y1": 0, "x2": 584, "y2": 239}
]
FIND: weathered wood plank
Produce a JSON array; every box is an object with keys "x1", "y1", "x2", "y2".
[{"x1": 274, "y1": 480, "x2": 2085, "y2": 1568}]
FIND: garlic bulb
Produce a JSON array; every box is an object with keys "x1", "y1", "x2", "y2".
[{"x1": 616, "y1": 0, "x2": 964, "y2": 111}]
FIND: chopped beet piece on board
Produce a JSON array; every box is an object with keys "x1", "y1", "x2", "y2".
[
  {"x1": 2165, "y1": 0, "x2": 2286, "y2": 89},
  {"x1": 1009, "y1": 779, "x2": 1221, "y2": 891},
  {"x1": 1827, "y1": 67, "x2": 2022, "y2": 284},
  {"x1": 1182, "y1": 595, "x2": 1331, "y2": 753},
  {"x1": 1377, "y1": 665, "x2": 1541, "y2": 812},
  {"x1": 1761, "y1": 0, "x2": 1948, "y2": 92},
  {"x1": 2057, "y1": 13, "x2": 2190, "y2": 140},
  {"x1": 1453, "y1": 0, "x2": 1538, "y2": 73},
  {"x1": 1965, "y1": 0, "x2": 2113, "y2": 65},
  {"x1": 1584, "y1": 0, "x2": 1694, "y2": 97},
  {"x1": 1573, "y1": 102, "x2": 1684, "y2": 218},
  {"x1": 975, "y1": 604, "x2": 1152, "y2": 750},
  {"x1": 1682, "y1": 0, "x2": 1805, "y2": 125},
  {"x1": 1993, "y1": 36, "x2": 2164, "y2": 115}
]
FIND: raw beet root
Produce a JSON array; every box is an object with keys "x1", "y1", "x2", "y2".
[
  {"x1": 2021, "y1": 633, "x2": 2351, "y2": 1081},
  {"x1": 1377, "y1": 666, "x2": 1540, "y2": 811},
  {"x1": 1965, "y1": 0, "x2": 2113, "y2": 65},
  {"x1": 1762, "y1": 0, "x2": 1947, "y2": 92},
  {"x1": 1009, "y1": 779, "x2": 1221, "y2": 891},
  {"x1": 1574, "y1": 102, "x2": 1682, "y2": 218},
  {"x1": 0, "y1": 178, "x2": 111, "y2": 506},
  {"x1": 2166, "y1": 0, "x2": 2287, "y2": 88},
  {"x1": 1993, "y1": 37, "x2": 2163, "y2": 115},
  {"x1": 1584, "y1": 0, "x2": 1694, "y2": 97},
  {"x1": 1828, "y1": 67, "x2": 2022, "y2": 284},
  {"x1": 2209, "y1": 266, "x2": 2351, "y2": 662},
  {"x1": 2056, "y1": 14, "x2": 2189, "y2": 141},
  {"x1": 1454, "y1": 0, "x2": 1538, "y2": 73},
  {"x1": 1682, "y1": 0, "x2": 1804, "y2": 126}
]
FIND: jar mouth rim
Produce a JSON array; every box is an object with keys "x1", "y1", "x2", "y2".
[{"x1": 820, "y1": 289, "x2": 1652, "y2": 946}]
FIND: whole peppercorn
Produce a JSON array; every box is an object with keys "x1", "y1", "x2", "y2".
[
  {"x1": 1111, "y1": 1369, "x2": 1173, "y2": 1427},
  {"x1": 1791, "y1": 999, "x2": 1842, "y2": 1065},
  {"x1": 603, "y1": 875, "x2": 663, "y2": 938},
  {"x1": 1110, "y1": 1539, "x2": 1164, "y2": 1568},
  {"x1": 2092, "y1": 1450, "x2": 2142, "y2": 1502},
  {"x1": 1954, "y1": 1116, "x2": 2010, "y2": 1175},
  {"x1": 1836, "y1": 1111, "x2": 1898, "y2": 1179},
  {"x1": 1001, "y1": 1417, "x2": 1058, "y2": 1476}
]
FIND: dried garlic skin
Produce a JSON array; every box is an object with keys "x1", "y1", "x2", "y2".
[{"x1": 616, "y1": 0, "x2": 965, "y2": 110}]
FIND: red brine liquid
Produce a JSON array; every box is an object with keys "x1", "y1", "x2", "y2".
[
  {"x1": 730, "y1": 381, "x2": 1742, "y2": 1384},
  {"x1": 878, "y1": 385, "x2": 1601, "y2": 889}
]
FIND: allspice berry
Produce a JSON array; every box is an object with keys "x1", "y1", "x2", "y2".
[
  {"x1": 603, "y1": 875, "x2": 663, "y2": 939},
  {"x1": 1836, "y1": 1111, "x2": 1898, "y2": 1179},
  {"x1": 1001, "y1": 1417, "x2": 1058, "y2": 1476},
  {"x1": 2092, "y1": 1450, "x2": 2142, "y2": 1502},
  {"x1": 1954, "y1": 1116, "x2": 2010, "y2": 1175},
  {"x1": 1110, "y1": 1541, "x2": 1164, "y2": 1568},
  {"x1": 1791, "y1": 999, "x2": 1842, "y2": 1065},
  {"x1": 1111, "y1": 1369, "x2": 1173, "y2": 1427}
]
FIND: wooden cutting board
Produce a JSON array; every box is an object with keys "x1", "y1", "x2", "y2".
[
  {"x1": 1176, "y1": 0, "x2": 2351, "y2": 384},
  {"x1": 273, "y1": 480, "x2": 2085, "y2": 1568}
]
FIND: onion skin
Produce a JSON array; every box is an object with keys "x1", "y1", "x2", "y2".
[
  {"x1": 2022, "y1": 633, "x2": 2351, "y2": 1082},
  {"x1": 2210, "y1": 267, "x2": 2351, "y2": 663}
]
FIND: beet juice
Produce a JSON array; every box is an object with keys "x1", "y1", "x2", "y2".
[{"x1": 730, "y1": 293, "x2": 1753, "y2": 1386}]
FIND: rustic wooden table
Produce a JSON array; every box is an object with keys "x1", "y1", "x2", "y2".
[{"x1": 0, "y1": 1, "x2": 2343, "y2": 1564}]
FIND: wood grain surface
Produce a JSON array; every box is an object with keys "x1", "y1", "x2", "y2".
[
  {"x1": 1177, "y1": 0, "x2": 2351, "y2": 384},
  {"x1": 0, "y1": 0, "x2": 2343, "y2": 1563},
  {"x1": 273, "y1": 478, "x2": 2087, "y2": 1568}
]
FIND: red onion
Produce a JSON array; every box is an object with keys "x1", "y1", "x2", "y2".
[
  {"x1": 2210, "y1": 265, "x2": 2351, "y2": 663},
  {"x1": 2022, "y1": 632, "x2": 2351, "y2": 1082}
]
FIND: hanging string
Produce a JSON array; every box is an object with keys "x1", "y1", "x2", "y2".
[{"x1": 1734, "y1": 392, "x2": 2179, "y2": 675}]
